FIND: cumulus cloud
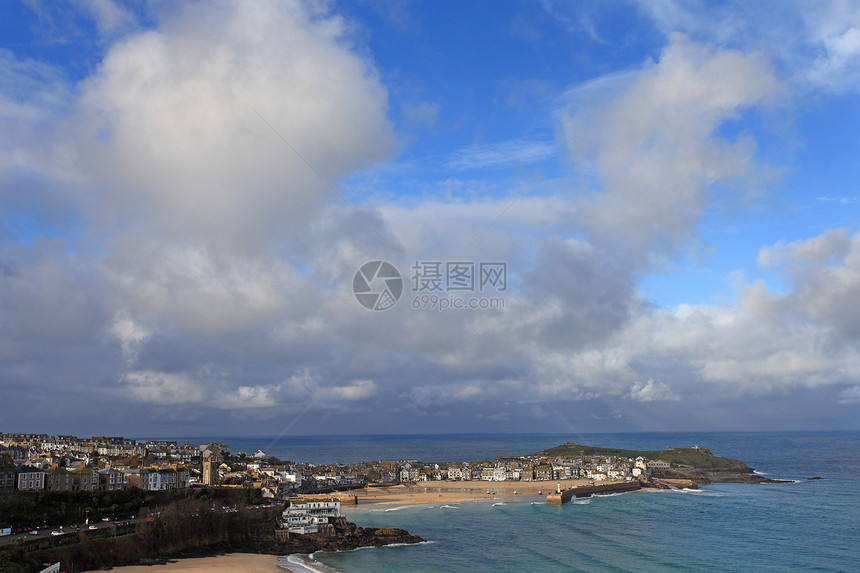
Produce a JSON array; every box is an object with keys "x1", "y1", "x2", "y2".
[
  {"x1": 563, "y1": 34, "x2": 781, "y2": 263},
  {"x1": 802, "y1": 3, "x2": 860, "y2": 92},
  {"x1": 594, "y1": 229, "x2": 860, "y2": 398},
  {"x1": 110, "y1": 312, "x2": 151, "y2": 363},
  {"x1": 66, "y1": 0, "x2": 393, "y2": 251},
  {"x1": 124, "y1": 370, "x2": 204, "y2": 405},
  {"x1": 640, "y1": 0, "x2": 860, "y2": 93},
  {"x1": 73, "y1": 0, "x2": 137, "y2": 37},
  {"x1": 757, "y1": 229, "x2": 851, "y2": 270},
  {"x1": 0, "y1": 0, "x2": 396, "y2": 427},
  {"x1": 314, "y1": 380, "x2": 377, "y2": 402},
  {"x1": 2, "y1": 2, "x2": 859, "y2": 436},
  {"x1": 216, "y1": 384, "x2": 282, "y2": 410},
  {"x1": 768, "y1": 231, "x2": 860, "y2": 343},
  {"x1": 625, "y1": 379, "x2": 676, "y2": 402}
]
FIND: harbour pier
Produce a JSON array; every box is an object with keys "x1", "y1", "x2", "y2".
[{"x1": 546, "y1": 480, "x2": 641, "y2": 504}]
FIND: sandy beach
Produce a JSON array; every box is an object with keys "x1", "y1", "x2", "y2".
[
  {"x1": 109, "y1": 553, "x2": 286, "y2": 573},
  {"x1": 344, "y1": 478, "x2": 602, "y2": 505}
]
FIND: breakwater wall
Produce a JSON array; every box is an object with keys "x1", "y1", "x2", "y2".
[{"x1": 546, "y1": 480, "x2": 641, "y2": 504}]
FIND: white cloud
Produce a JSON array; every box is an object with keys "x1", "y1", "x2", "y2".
[
  {"x1": 405, "y1": 382, "x2": 500, "y2": 409},
  {"x1": 802, "y1": 4, "x2": 860, "y2": 92},
  {"x1": 66, "y1": 0, "x2": 393, "y2": 251},
  {"x1": 110, "y1": 312, "x2": 150, "y2": 364},
  {"x1": 758, "y1": 229, "x2": 851, "y2": 269},
  {"x1": 108, "y1": 245, "x2": 306, "y2": 337},
  {"x1": 0, "y1": 50, "x2": 71, "y2": 195},
  {"x1": 3, "y1": 1, "x2": 860, "y2": 434},
  {"x1": 314, "y1": 379, "x2": 377, "y2": 402},
  {"x1": 216, "y1": 384, "x2": 280, "y2": 409},
  {"x1": 283, "y1": 368, "x2": 316, "y2": 396},
  {"x1": 72, "y1": 0, "x2": 136, "y2": 37},
  {"x1": 563, "y1": 34, "x2": 781, "y2": 263},
  {"x1": 640, "y1": 0, "x2": 860, "y2": 93},
  {"x1": 124, "y1": 370, "x2": 204, "y2": 404},
  {"x1": 838, "y1": 385, "x2": 860, "y2": 405},
  {"x1": 626, "y1": 379, "x2": 675, "y2": 402}
]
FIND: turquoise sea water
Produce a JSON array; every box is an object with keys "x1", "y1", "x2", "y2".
[{"x1": 173, "y1": 432, "x2": 860, "y2": 572}]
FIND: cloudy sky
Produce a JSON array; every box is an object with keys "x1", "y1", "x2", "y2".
[{"x1": 2, "y1": 0, "x2": 860, "y2": 437}]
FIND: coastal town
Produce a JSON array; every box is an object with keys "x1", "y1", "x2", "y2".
[
  {"x1": 1, "y1": 432, "x2": 700, "y2": 508},
  {"x1": 0, "y1": 431, "x2": 783, "y2": 572}
]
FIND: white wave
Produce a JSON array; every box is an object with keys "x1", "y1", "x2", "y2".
[
  {"x1": 321, "y1": 540, "x2": 436, "y2": 554},
  {"x1": 378, "y1": 540, "x2": 436, "y2": 548},
  {"x1": 682, "y1": 489, "x2": 722, "y2": 496},
  {"x1": 753, "y1": 470, "x2": 768, "y2": 476},
  {"x1": 646, "y1": 488, "x2": 723, "y2": 497},
  {"x1": 530, "y1": 501, "x2": 545, "y2": 505},
  {"x1": 572, "y1": 498, "x2": 591, "y2": 505},
  {"x1": 368, "y1": 505, "x2": 411, "y2": 512},
  {"x1": 279, "y1": 554, "x2": 337, "y2": 573},
  {"x1": 679, "y1": 488, "x2": 723, "y2": 496},
  {"x1": 439, "y1": 504, "x2": 460, "y2": 509},
  {"x1": 492, "y1": 502, "x2": 507, "y2": 506}
]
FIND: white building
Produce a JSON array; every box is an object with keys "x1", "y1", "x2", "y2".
[
  {"x1": 447, "y1": 467, "x2": 464, "y2": 480},
  {"x1": 280, "y1": 471, "x2": 303, "y2": 486},
  {"x1": 607, "y1": 467, "x2": 629, "y2": 479},
  {"x1": 280, "y1": 499, "x2": 341, "y2": 535}
]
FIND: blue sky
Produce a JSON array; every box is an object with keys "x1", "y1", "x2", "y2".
[{"x1": 2, "y1": 0, "x2": 860, "y2": 437}]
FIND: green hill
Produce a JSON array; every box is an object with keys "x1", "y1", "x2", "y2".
[{"x1": 531, "y1": 442, "x2": 751, "y2": 472}]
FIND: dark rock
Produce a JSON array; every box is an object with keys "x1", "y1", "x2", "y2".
[{"x1": 269, "y1": 518, "x2": 424, "y2": 554}]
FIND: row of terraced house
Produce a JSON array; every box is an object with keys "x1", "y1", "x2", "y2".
[
  {"x1": 0, "y1": 433, "x2": 199, "y2": 463},
  {"x1": 0, "y1": 458, "x2": 190, "y2": 492},
  {"x1": 394, "y1": 454, "x2": 665, "y2": 483}
]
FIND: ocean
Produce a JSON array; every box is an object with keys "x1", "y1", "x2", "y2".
[{"x1": 170, "y1": 432, "x2": 860, "y2": 572}]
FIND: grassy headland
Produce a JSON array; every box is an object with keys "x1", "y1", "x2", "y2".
[{"x1": 534, "y1": 442, "x2": 753, "y2": 472}]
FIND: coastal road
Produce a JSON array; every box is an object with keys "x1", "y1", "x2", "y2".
[
  {"x1": 0, "y1": 506, "x2": 277, "y2": 548},
  {"x1": 0, "y1": 517, "x2": 146, "y2": 548}
]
